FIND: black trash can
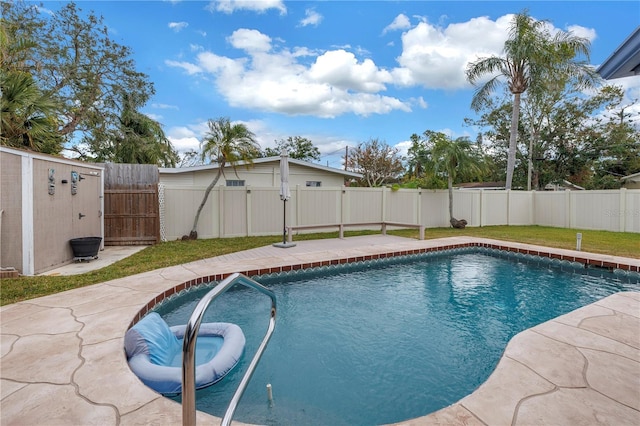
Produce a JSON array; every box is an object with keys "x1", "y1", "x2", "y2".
[{"x1": 70, "y1": 237, "x2": 102, "y2": 259}]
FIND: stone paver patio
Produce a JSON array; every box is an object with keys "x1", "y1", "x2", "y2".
[{"x1": 1, "y1": 235, "x2": 639, "y2": 425}]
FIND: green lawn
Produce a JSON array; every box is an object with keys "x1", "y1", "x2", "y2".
[{"x1": 1, "y1": 226, "x2": 637, "y2": 306}]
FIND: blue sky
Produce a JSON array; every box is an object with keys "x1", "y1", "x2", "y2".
[{"x1": 44, "y1": 1, "x2": 640, "y2": 168}]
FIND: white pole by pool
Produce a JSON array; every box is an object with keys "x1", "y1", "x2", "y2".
[
  {"x1": 576, "y1": 233, "x2": 582, "y2": 251},
  {"x1": 267, "y1": 383, "x2": 273, "y2": 403}
]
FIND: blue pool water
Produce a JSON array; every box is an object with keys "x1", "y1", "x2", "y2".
[{"x1": 154, "y1": 250, "x2": 639, "y2": 425}]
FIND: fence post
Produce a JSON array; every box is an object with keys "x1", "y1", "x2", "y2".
[
  {"x1": 506, "y1": 189, "x2": 511, "y2": 226},
  {"x1": 530, "y1": 190, "x2": 535, "y2": 226},
  {"x1": 295, "y1": 184, "x2": 301, "y2": 227},
  {"x1": 416, "y1": 188, "x2": 422, "y2": 226},
  {"x1": 619, "y1": 188, "x2": 627, "y2": 232},
  {"x1": 479, "y1": 189, "x2": 484, "y2": 227},
  {"x1": 341, "y1": 186, "x2": 347, "y2": 224},
  {"x1": 564, "y1": 190, "x2": 571, "y2": 229},
  {"x1": 21, "y1": 155, "x2": 34, "y2": 276},
  {"x1": 218, "y1": 186, "x2": 224, "y2": 238},
  {"x1": 381, "y1": 187, "x2": 387, "y2": 222},
  {"x1": 246, "y1": 185, "x2": 252, "y2": 237}
]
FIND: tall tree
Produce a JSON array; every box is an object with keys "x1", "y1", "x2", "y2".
[
  {"x1": 466, "y1": 83, "x2": 635, "y2": 190},
  {"x1": 406, "y1": 133, "x2": 428, "y2": 180},
  {"x1": 0, "y1": 5, "x2": 62, "y2": 153},
  {"x1": 188, "y1": 117, "x2": 260, "y2": 239},
  {"x1": 422, "y1": 131, "x2": 486, "y2": 227},
  {"x1": 593, "y1": 101, "x2": 640, "y2": 184},
  {"x1": 466, "y1": 10, "x2": 596, "y2": 190},
  {"x1": 178, "y1": 149, "x2": 201, "y2": 168},
  {"x1": 347, "y1": 138, "x2": 404, "y2": 187},
  {"x1": 110, "y1": 92, "x2": 178, "y2": 167},
  {"x1": 2, "y1": 1, "x2": 154, "y2": 155},
  {"x1": 263, "y1": 136, "x2": 321, "y2": 162}
]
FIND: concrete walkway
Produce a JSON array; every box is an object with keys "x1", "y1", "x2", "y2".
[
  {"x1": 38, "y1": 245, "x2": 147, "y2": 276},
  {"x1": 1, "y1": 235, "x2": 639, "y2": 425}
]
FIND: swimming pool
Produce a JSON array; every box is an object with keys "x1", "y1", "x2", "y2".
[{"x1": 153, "y1": 248, "x2": 640, "y2": 425}]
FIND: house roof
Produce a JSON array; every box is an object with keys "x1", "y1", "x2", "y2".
[
  {"x1": 597, "y1": 26, "x2": 640, "y2": 80},
  {"x1": 620, "y1": 171, "x2": 640, "y2": 183},
  {"x1": 544, "y1": 180, "x2": 585, "y2": 191},
  {"x1": 159, "y1": 156, "x2": 362, "y2": 178},
  {"x1": 455, "y1": 181, "x2": 505, "y2": 190}
]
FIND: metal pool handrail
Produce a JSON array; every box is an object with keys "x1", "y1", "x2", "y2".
[{"x1": 182, "y1": 272, "x2": 277, "y2": 426}]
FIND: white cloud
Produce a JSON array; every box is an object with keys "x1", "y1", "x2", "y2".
[
  {"x1": 145, "y1": 113, "x2": 163, "y2": 121},
  {"x1": 152, "y1": 103, "x2": 179, "y2": 110},
  {"x1": 208, "y1": 0, "x2": 286, "y2": 15},
  {"x1": 169, "y1": 13, "x2": 598, "y2": 119},
  {"x1": 409, "y1": 96, "x2": 428, "y2": 109},
  {"x1": 299, "y1": 8, "x2": 323, "y2": 27},
  {"x1": 35, "y1": 5, "x2": 54, "y2": 16},
  {"x1": 391, "y1": 14, "x2": 600, "y2": 91},
  {"x1": 169, "y1": 21, "x2": 188, "y2": 32},
  {"x1": 165, "y1": 59, "x2": 203, "y2": 75},
  {"x1": 393, "y1": 140, "x2": 413, "y2": 158},
  {"x1": 168, "y1": 136, "x2": 200, "y2": 152},
  {"x1": 228, "y1": 28, "x2": 272, "y2": 53},
  {"x1": 566, "y1": 25, "x2": 597, "y2": 42},
  {"x1": 167, "y1": 126, "x2": 201, "y2": 152},
  {"x1": 308, "y1": 50, "x2": 393, "y2": 93},
  {"x1": 174, "y1": 29, "x2": 411, "y2": 118},
  {"x1": 291, "y1": 46, "x2": 317, "y2": 58},
  {"x1": 394, "y1": 14, "x2": 513, "y2": 89},
  {"x1": 383, "y1": 14, "x2": 411, "y2": 34},
  {"x1": 197, "y1": 51, "x2": 247, "y2": 75}
]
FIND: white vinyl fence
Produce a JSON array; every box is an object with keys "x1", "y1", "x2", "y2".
[{"x1": 159, "y1": 185, "x2": 640, "y2": 240}]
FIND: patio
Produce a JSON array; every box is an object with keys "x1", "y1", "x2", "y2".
[{"x1": 1, "y1": 235, "x2": 639, "y2": 425}]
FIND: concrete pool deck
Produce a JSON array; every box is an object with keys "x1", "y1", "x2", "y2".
[{"x1": 1, "y1": 235, "x2": 639, "y2": 425}]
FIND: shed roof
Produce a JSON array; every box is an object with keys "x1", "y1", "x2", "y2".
[{"x1": 0, "y1": 146, "x2": 104, "y2": 171}]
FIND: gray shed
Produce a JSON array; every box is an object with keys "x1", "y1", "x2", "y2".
[{"x1": 0, "y1": 147, "x2": 104, "y2": 275}]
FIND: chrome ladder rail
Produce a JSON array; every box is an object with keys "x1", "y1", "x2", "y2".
[{"x1": 182, "y1": 272, "x2": 277, "y2": 426}]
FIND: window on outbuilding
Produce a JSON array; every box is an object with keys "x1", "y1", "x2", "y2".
[
  {"x1": 226, "y1": 180, "x2": 245, "y2": 187},
  {"x1": 306, "y1": 181, "x2": 321, "y2": 187}
]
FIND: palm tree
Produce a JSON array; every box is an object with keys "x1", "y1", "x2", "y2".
[
  {"x1": 466, "y1": 10, "x2": 595, "y2": 190},
  {"x1": 188, "y1": 117, "x2": 260, "y2": 239},
  {"x1": 424, "y1": 131, "x2": 486, "y2": 227},
  {"x1": 113, "y1": 93, "x2": 178, "y2": 167},
  {"x1": 1, "y1": 21, "x2": 62, "y2": 153},
  {"x1": 0, "y1": 71, "x2": 62, "y2": 153}
]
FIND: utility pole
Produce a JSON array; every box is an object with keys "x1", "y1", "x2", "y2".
[{"x1": 344, "y1": 146, "x2": 348, "y2": 171}]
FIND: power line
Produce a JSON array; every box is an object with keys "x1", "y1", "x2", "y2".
[{"x1": 319, "y1": 146, "x2": 348, "y2": 158}]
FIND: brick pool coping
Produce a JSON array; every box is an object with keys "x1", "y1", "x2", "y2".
[{"x1": 130, "y1": 238, "x2": 640, "y2": 329}]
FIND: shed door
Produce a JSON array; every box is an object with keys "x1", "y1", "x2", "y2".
[{"x1": 72, "y1": 172, "x2": 102, "y2": 239}]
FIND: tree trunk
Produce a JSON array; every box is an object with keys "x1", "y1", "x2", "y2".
[
  {"x1": 190, "y1": 168, "x2": 223, "y2": 237},
  {"x1": 448, "y1": 175, "x2": 468, "y2": 229},
  {"x1": 506, "y1": 92, "x2": 521, "y2": 190},
  {"x1": 527, "y1": 124, "x2": 540, "y2": 191},
  {"x1": 448, "y1": 175, "x2": 454, "y2": 222}
]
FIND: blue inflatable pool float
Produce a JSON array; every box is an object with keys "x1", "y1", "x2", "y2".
[{"x1": 124, "y1": 312, "x2": 245, "y2": 395}]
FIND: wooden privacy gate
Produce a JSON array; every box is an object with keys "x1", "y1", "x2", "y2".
[{"x1": 103, "y1": 163, "x2": 160, "y2": 245}]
